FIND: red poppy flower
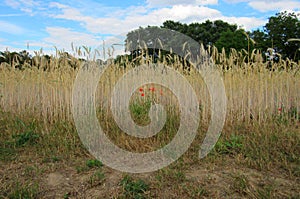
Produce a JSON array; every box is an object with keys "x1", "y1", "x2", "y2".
[
  {"x1": 141, "y1": 93, "x2": 145, "y2": 97},
  {"x1": 139, "y1": 88, "x2": 143, "y2": 92},
  {"x1": 149, "y1": 87, "x2": 155, "y2": 92},
  {"x1": 278, "y1": 107, "x2": 282, "y2": 112}
]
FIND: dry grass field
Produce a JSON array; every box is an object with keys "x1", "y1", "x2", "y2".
[{"x1": 0, "y1": 47, "x2": 299, "y2": 198}]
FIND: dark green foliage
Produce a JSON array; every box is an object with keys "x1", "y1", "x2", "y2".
[
  {"x1": 162, "y1": 19, "x2": 237, "y2": 47},
  {"x1": 120, "y1": 175, "x2": 149, "y2": 199},
  {"x1": 251, "y1": 11, "x2": 300, "y2": 61},
  {"x1": 13, "y1": 131, "x2": 39, "y2": 147},
  {"x1": 12, "y1": 119, "x2": 39, "y2": 147},
  {"x1": 129, "y1": 100, "x2": 152, "y2": 124},
  {"x1": 86, "y1": 159, "x2": 103, "y2": 168},
  {"x1": 215, "y1": 29, "x2": 251, "y2": 55},
  {"x1": 0, "y1": 50, "x2": 83, "y2": 70},
  {"x1": 265, "y1": 11, "x2": 300, "y2": 60},
  {"x1": 124, "y1": 11, "x2": 299, "y2": 62},
  {"x1": 215, "y1": 134, "x2": 244, "y2": 155}
]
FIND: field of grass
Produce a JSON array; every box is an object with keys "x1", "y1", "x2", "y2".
[{"x1": 0, "y1": 47, "x2": 299, "y2": 198}]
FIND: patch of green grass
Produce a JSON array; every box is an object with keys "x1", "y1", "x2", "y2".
[
  {"x1": 214, "y1": 134, "x2": 243, "y2": 155},
  {"x1": 120, "y1": 175, "x2": 149, "y2": 199},
  {"x1": 88, "y1": 169, "x2": 105, "y2": 187},
  {"x1": 63, "y1": 192, "x2": 71, "y2": 199},
  {"x1": 292, "y1": 165, "x2": 300, "y2": 177},
  {"x1": 12, "y1": 119, "x2": 39, "y2": 147},
  {"x1": 256, "y1": 183, "x2": 275, "y2": 199},
  {"x1": 12, "y1": 131, "x2": 39, "y2": 147},
  {"x1": 0, "y1": 146, "x2": 16, "y2": 161},
  {"x1": 42, "y1": 156, "x2": 62, "y2": 163},
  {"x1": 231, "y1": 173, "x2": 249, "y2": 194},
  {"x1": 155, "y1": 168, "x2": 186, "y2": 184},
  {"x1": 76, "y1": 159, "x2": 103, "y2": 173},
  {"x1": 24, "y1": 166, "x2": 38, "y2": 177},
  {"x1": 243, "y1": 128, "x2": 300, "y2": 171},
  {"x1": 181, "y1": 183, "x2": 208, "y2": 198},
  {"x1": 129, "y1": 99, "x2": 152, "y2": 125},
  {"x1": 288, "y1": 106, "x2": 300, "y2": 121},
  {"x1": 7, "y1": 182, "x2": 39, "y2": 199},
  {"x1": 274, "y1": 106, "x2": 300, "y2": 126},
  {"x1": 75, "y1": 165, "x2": 87, "y2": 173},
  {"x1": 86, "y1": 159, "x2": 103, "y2": 168},
  {"x1": 0, "y1": 117, "x2": 40, "y2": 162}
]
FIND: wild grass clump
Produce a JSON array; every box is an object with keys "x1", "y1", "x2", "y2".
[{"x1": 120, "y1": 175, "x2": 149, "y2": 199}]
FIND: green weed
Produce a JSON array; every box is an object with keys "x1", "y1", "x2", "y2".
[
  {"x1": 231, "y1": 173, "x2": 249, "y2": 194},
  {"x1": 86, "y1": 159, "x2": 103, "y2": 168},
  {"x1": 215, "y1": 134, "x2": 244, "y2": 155},
  {"x1": 120, "y1": 175, "x2": 149, "y2": 199},
  {"x1": 0, "y1": 146, "x2": 16, "y2": 161},
  {"x1": 12, "y1": 119, "x2": 39, "y2": 147},
  {"x1": 7, "y1": 182, "x2": 39, "y2": 199},
  {"x1": 89, "y1": 169, "x2": 105, "y2": 187},
  {"x1": 76, "y1": 159, "x2": 103, "y2": 173},
  {"x1": 256, "y1": 184, "x2": 275, "y2": 199},
  {"x1": 129, "y1": 99, "x2": 152, "y2": 125},
  {"x1": 42, "y1": 156, "x2": 61, "y2": 163}
]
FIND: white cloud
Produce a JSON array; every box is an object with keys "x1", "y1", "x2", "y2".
[
  {"x1": 146, "y1": 0, "x2": 218, "y2": 7},
  {"x1": 152, "y1": 5, "x2": 222, "y2": 21},
  {"x1": 220, "y1": 16, "x2": 267, "y2": 30},
  {"x1": 41, "y1": 2, "x2": 269, "y2": 59},
  {"x1": 4, "y1": 0, "x2": 44, "y2": 15},
  {"x1": 223, "y1": 0, "x2": 249, "y2": 3},
  {"x1": 1, "y1": 0, "x2": 276, "y2": 54},
  {"x1": 50, "y1": 2, "x2": 265, "y2": 36},
  {"x1": 50, "y1": 2, "x2": 220, "y2": 28},
  {"x1": 4, "y1": 0, "x2": 21, "y2": 8},
  {"x1": 0, "y1": 21, "x2": 25, "y2": 34},
  {"x1": 223, "y1": 0, "x2": 300, "y2": 12},
  {"x1": 248, "y1": 0, "x2": 300, "y2": 12},
  {"x1": 0, "y1": 13, "x2": 24, "y2": 17},
  {"x1": 26, "y1": 41, "x2": 52, "y2": 48},
  {"x1": 18, "y1": 0, "x2": 40, "y2": 7},
  {"x1": 44, "y1": 27, "x2": 101, "y2": 48},
  {"x1": 41, "y1": 27, "x2": 128, "y2": 58},
  {"x1": 0, "y1": 44, "x2": 22, "y2": 52},
  {"x1": 106, "y1": 6, "x2": 149, "y2": 18}
]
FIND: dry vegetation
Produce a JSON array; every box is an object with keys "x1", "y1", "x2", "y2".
[{"x1": 0, "y1": 46, "x2": 299, "y2": 198}]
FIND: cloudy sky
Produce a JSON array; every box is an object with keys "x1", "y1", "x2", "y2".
[{"x1": 0, "y1": 0, "x2": 299, "y2": 56}]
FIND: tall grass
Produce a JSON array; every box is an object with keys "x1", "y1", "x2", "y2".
[{"x1": 0, "y1": 46, "x2": 299, "y2": 127}]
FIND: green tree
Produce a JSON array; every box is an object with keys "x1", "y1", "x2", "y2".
[
  {"x1": 161, "y1": 20, "x2": 237, "y2": 48},
  {"x1": 162, "y1": 20, "x2": 188, "y2": 33},
  {"x1": 264, "y1": 11, "x2": 300, "y2": 60},
  {"x1": 125, "y1": 26, "x2": 198, "y2": 60},
  {"x1": 0, "y1": 50, "x2": 11, "y2": 64},
  {"x1": 250, "y1": 29, "x2": 268, "y2": 52},
  {"x1": 215, "y1": 29, "x2": 251, "y2": 55},
  {"x1": 0, "y1": 50, "x2": 24, "y2": 69}
]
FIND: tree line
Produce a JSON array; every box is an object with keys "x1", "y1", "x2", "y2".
[
  {"x1": 0, "y1": 11, "x2": 299, "y2": 70},
  {"x1": 125, "y1": 11, "x2": 300, "y2": 62}
]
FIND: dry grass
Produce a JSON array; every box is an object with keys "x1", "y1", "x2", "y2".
[
  {"x1": 0, "y1": 46, "x2": 299, "y2": 125},
  {"x1": 0, "y1": 47, "x2": 299, "y2": 198}
]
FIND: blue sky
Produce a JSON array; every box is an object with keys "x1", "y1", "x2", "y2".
[{"x1": 0, "y1": 0, "x2": 299, "y2": 55}]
